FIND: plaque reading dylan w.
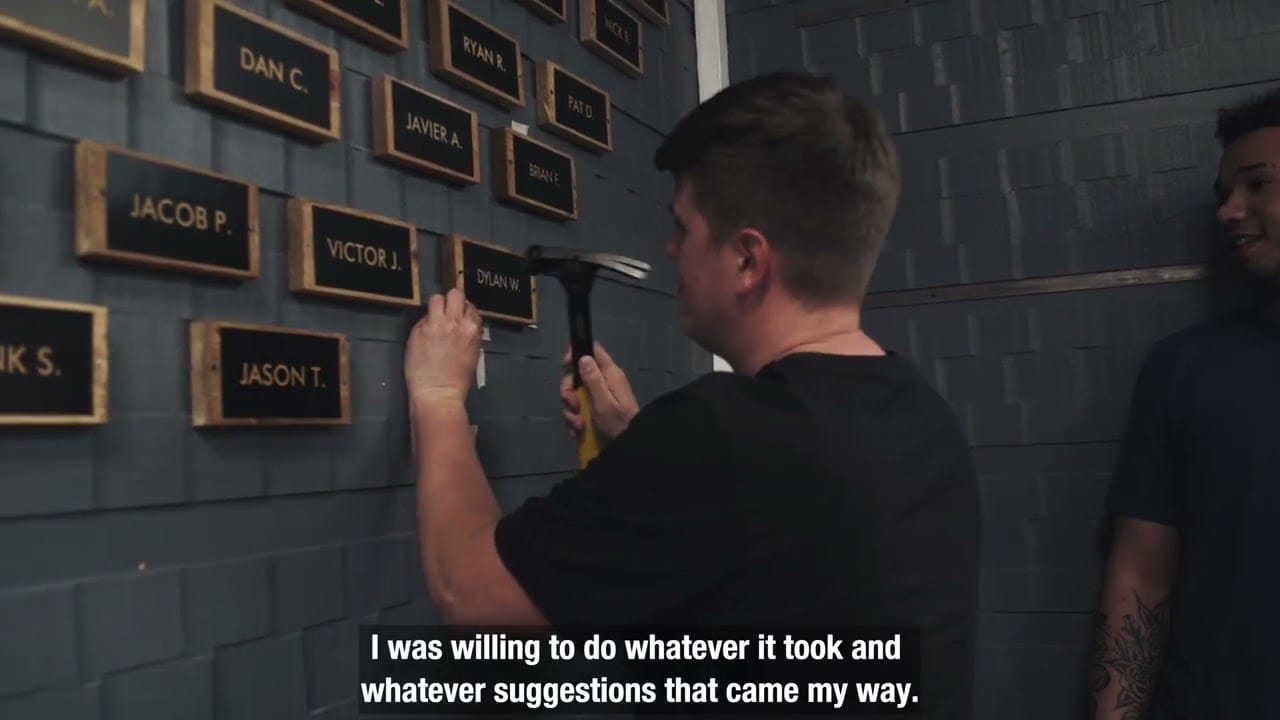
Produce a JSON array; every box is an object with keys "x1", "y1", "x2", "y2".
[
  {"x1": 537, "y1": 60, "x2": 612, "y2": 154},
  {"x1": 580, "y1": 0, "x2": 642, "y2": 77},
  {"x1": 624, "y1": 0, "x2": 668, "y2": 26},
  {"x1": 441, "y1": 235, "x2": 537, "y2": 326},
  {"x1": 516, "y1": 0, "x2": 566, "y2": 24},
  {"x1": 285, "y1": 0, "x2": 408, "y2": 52},
  {"x1": 427, "y1": 0, "x2": 524, "y2": 110},
  {"x1": 372, "y1": 75, "x2": 480, "y2": 186},
  {"x1": 0, "y1": 0, "x2": 146, "y2": 75},
  {"x1": 75, "y1": 141, "x2": 260, "y2": 281},
  {"x1": 0, "y1": 294, "x2": 108, "y2": 426},
  {"x1": 190, "y1": 320, "x2": 350, "y2": 427},
  {"x1": 288, "y1": 198, "x2": 420, "y2": 308},
  {"x1": 494, "y1": 128, "x2": 577, "y2": 222},
  {"x1": 186, "y1": 0, "x2": 341, "y2": 142}
]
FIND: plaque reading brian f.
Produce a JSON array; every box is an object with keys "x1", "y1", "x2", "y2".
[
  {"x1": 186, "y1": 0, "x2": 341, "y2": 142},
  {"x1": 494, "y1": 129, "x2": 577, "y2": 222},
  {"x1": 372, "y1": 75, "x2": 480, "y2": 186},
  {"x1": 537, "y1": 60, "x2": 612, "y2": 154},
  {"x1": 0, "y1": 0, "x2": 146, "y2": 75},
  {"x1": 441, "y1": 235, "x2": 537, "y2": 326},
  {"x1": 0, "y1": 294, "x2": 107, "y2": 426},
  {"x1": 285, "y1": 0, "x2": 408, "y2": 52},
  {"x1": 190, "y1": 320, "x2": 350, "y2": 427},
  {"x1": 427, "y1": 0, "x2": 524, "y2": 110},
  {"x1": 75, "y1": 141, "x2": 260, "y2": 281},
  {"x1": 517, "y1": 0, "x2": 566, "y2": 23},
  {"x1": 580, "y1": 0, "x2": 642, "y2": 77},
  {"x1": 288, "y1": 198, "x2": 420, "y2": 308}
]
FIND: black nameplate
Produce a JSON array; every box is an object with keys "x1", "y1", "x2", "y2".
[
  {"x1": 537, "y1": 60, "x2": 612, "y2": 153},
  {"x1": 441, "y1": 235, "x2": 537, "y2": 326},
  {"x1": 0, "y1": 294, "x2": 107, "y2": 426},
  {"x1": 427, "y1": 0, "x2": 524, "y2": 110},
  {"x1": 75, "y1": 141, "x2": 260, "y2": 281},
  {"x1": 288, "y1": 198, "x2": 420, "y2": 308},
  {"x1": 285, "y1": 0, "x2": 408, "y2": 51},
  {"x1": 186, "y1": 0, "x2": 341, "y2": 142},
  {"x1": 581, "y1": 0, "x2": 642, "y2": 77},
  {"x1": 517, "y1": 0, "x2": 566, "y2": 23},
  {"x1": 494, "y1": 129, "x2": 577, "y2": 222},
  {"x1": 190, "y1": 321, "x2": 350, "y2": 427},
  {"x1": 0, "y1": 0, "x2": 145, "y2": 75},
  {"x1": 372, "y1": 75, "x2": 480, "y2": 185},
  {"x1": 624, "y1": 0, "x2": 668, "y2": 25}
]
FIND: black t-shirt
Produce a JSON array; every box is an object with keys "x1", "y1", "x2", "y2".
[
  {"x1": 494, "y1": 352, "x2": 979, "y2": 718},
  {"x1": 1107, "y1": 297, "x2": 1280, "y2": 720}
]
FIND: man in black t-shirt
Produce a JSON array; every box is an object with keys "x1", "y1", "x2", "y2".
[
  {"x1": 1090, "y1": 90, "x2": 1280, "y2": 720},
  {"x1": 403, "y1": 72, "x2": 978, "y2": 718}
]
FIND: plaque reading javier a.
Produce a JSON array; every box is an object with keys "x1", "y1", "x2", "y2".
[
  {"x1": 494, "y1": 128, "x2": 577, "y2": 222},
  {"x1": 186, "y1": 0, "x2": 341, "y2": 142},
  {"x1": 441, "y1": 235, "x2": 536, "y2": 326},
  {"x1": 190, "y1": 320, "x2": 350, "y2": 427},
  {"x1": 372, "y1": 75, "x2": 480, "y2": 186},
  {"x1": 516, "y1": 0, "x2": 566, "y2": 23},
  {"x1": 75, "y1": 141, "x2": 260, "y2": 281},
  {"x1": 427, "y1": 0, "x2": 524, "y2": 110},
  {"x1": 288, "y1": 198, "x2": 420, "y2": 308},
  {"x1": 624, "y1": 0, "x2": 667, "y2": 26},
  {"x1": 0, "y1": 0, "x2": 146, "y2": 75},
  {"x1": 536, "y1": 60, "x2": 611, "y2": 154},
  {"x1": 285, "y1": 0, "x2": 408, "y2": 52},
  {"x1": 0, "y1": 294, "x2": 107, "y2": 426},
  {"x1": 580, "y1": 0, "x2": 642, "y2": 77}
]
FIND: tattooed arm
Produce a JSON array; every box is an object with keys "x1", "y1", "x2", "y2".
[{"x1": 1091, "y1": 517, "x2": 1179, "y2": 720}]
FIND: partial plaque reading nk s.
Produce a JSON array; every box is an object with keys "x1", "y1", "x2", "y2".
[
  {"x1": 0, "y1": 294, "x2": 108, "y2": 426},
  {"x1": 186, "y1": 0, "x2": 341, "y2": 142},
  {"x1": 372, "y1": 75, "x2": 480, "y2": 185},
  {"x1": 285, "y1": 0, "x2": 408, "y2": 52},
  {"x1": 517, "y1": 0, "x2": 567, "y2": 23},
  {"x1": 190, "y1": 321, "x2": 350, "y2": 427},
  {"x1": 288, "y1": 198, "x2": 421, "y2": 308},
  {"x1": 75, "y1": 141, "x2": 260, "y2": 280},
  {"x1": 581, "y1": 0, "x2": 642, "y2": 77},
  {"x1": 0, "y1": 0, "x2": 146, "y2": 75},
  {"x1": 441, "y1": 235, "x2": 537, "y2": 326},
  {"x1": 494, "y1": 128, "x2": 577, "y2": 222},
  {"x1": 537, "y1": 60, "x2": 612, "y2": 153},
  {"x1": 427, "y1": 0, "x2": 524, "y2": 110}
]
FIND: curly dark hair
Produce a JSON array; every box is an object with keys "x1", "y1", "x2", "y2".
[{"x1": 1216, "y1": 87, "x2": 1280, "y2": 147}]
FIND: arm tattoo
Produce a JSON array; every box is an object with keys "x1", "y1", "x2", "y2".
[{"x1": 1094, "y1": 591, "x2": 1170, "y2": 716}]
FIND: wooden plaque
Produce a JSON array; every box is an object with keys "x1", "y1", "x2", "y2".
[
  {"x1": 372, "y1": 74, "x2": 480, "y2": 185},
  {"x1": 285, "y1": 0, "x2": 409, "y2": 52},
  {"x1": 0, "y1": 0, "x2": 146, "y2": 75},
  {"x1": 427, "y1": 0, "x2": 525, "y2": 110},
  {"x1": 493, "y1": 128, "x2": 578, "y2": 222},
  {"x1": 0, "y1": 294, "x2": 107, "y2": 426},
  {"x1": 186, "y1": 0, "x2": 341, "y2": 142},
  {"x1": 190, "y1": 320, "x2": 350, "y2": 427},
  {"x1": 75, "y1": 140, "x2": 260, "y2": 281},
  {"x1": 536, "y1": 60, "x2": 612, "y2": 154},
  {"x1": 516, "y1": 0, "x2": 567, "y2": 24},
  {"x1": 288, "y1": 198, "x2": 421, "y2": 308},
  {"x1": 580, "y1": 0, "x2": 642, "y2": 77},
  {"x1": 624, "y1": 0, "x2": 668, "y2": 26},
  {"x1": 440, "y1": 235, "x2": 537, "y2": 326}
]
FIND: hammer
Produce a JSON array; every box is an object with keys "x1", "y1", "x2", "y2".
[{"x1": 525, "y1": 245, "x2": 651, "y2": 468}]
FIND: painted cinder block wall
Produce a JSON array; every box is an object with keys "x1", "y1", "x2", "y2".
[
  {"x1": 0, "y1": 0, "x2": 706, "y2": 717},
  {"x1": 727, "y1": 0, "x2": 1278, "y2": 717}
]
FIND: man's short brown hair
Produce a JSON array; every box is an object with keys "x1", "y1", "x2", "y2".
[{"x1": 654, "y1": 72, "x2": 900, "y2": 304}]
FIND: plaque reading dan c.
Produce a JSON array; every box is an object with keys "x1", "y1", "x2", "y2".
[
  {"x1": 288, "y1": 198, "x2": 420, "y2": 308},
  {"x1": 0, "y1": 294, "x2": 108, "y2": 426},
  {"x1": 537, "y1": 60, "x2": 612, "y2": 154},
  {"x1": 427, "y1": 0, "x2": 524, "y2": 110},
  {"x1": 190, "y1": 320, "x2": 350, "y2": 427},
  {"x1": 186, "y1": 0, "x2": 341, "y2": 142},
  {"x1": 75, "y1": 141, "x2": 260, "y2": 281},
  {"x1": 0, "y1": 0, "x2": 146, "y2": 75},
  {"x1": 494, "y1": 129, "x2": 578, "y2": 222},
  {"x1": 285, "y1": 0, "x2": 408, "y2": 52},
  {"x1": 441, "y1": 235, "x2": 537, "y2": 326},
  {"x1": 372, "y1": 75, "x2": 480, "y2": 186},
  {"x1": 580, "y1": 0, "x2": 642, "y2": 77}
]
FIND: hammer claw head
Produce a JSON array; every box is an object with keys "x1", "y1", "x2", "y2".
[{"x1": 525, "y1": 245, "x2": 651, "y2": 281}]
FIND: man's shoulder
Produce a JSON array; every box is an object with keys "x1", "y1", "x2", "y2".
[{"x1": 1139, "y1": 311, "x2": 1252, "y2": 376}]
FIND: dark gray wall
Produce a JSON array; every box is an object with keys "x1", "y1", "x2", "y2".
[
  {"x1": 728, "y1": 0, "x2": 1276, "y2": 717},
  {"x1": 0, "y1": 0, "x2": 705, "y2": 717}
]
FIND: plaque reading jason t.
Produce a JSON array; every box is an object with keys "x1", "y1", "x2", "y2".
[
  {"x1": 0, "y1": 0, "x2": 146, "y2": 75},
  {"x1": 0, "y1": 294, "x2": 108, "y2": 426},
  {"x1": 186, "y1": 0, "x2": 341, "y2": 142},
  {"x1": 494, "y1": 128, "x2": 577, "y2": 222},
  {"x1": 516, "y1": 0, "x2": 566, "y2": 23},
  {"x1": 581, "y1": 0, "x2": 642, "y2": 77},
  {"x1": 427, "y1": 0, "x2": 524, "y2": 109},
  {"x1": 372, "y1": 75, "x2": 480, "y2": 185},
  {"x1": 441, "y1": 235, "x2": 537, "y2": 326},
  {"x1": 190, "y1": 321, "x2": 350, "y2": 427},
  {"x1": 285, "y1": 0, "x2": 408, "y2": 51},
  {"x1": 288, "y1": 198, "x2": 420, "y2": 308},
  {"x1": 537, "y1": 60, "x2": 611, "y2": 153}
]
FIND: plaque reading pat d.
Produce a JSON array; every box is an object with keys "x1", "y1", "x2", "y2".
[
  {"x1": 190, "y1": 321, "x2": 350, "y2": 427},
  {"x1": 0, "y1": 294, "x2": 107, "y2": 426},
  {"x1": 517, "y1": 0, "x2": 566, "y2": 23},
  {"x1": 441, "y1": 235, "x2": 537, "y2": 326},
  {"x1": 186, "y1": 0, "x2": 341, "y2": 142},
  {"x1": 581, "y1": 0, "x2": 642, "y2": 77},
  {"x1": 372, "y1": 75, "x2": 480, "y2": 186},
  {"x1": 75, "y1": 141, "x2": 260, "y2": 281},
  {"x1": 428, "y1": 0, "x2": 524, "y2": 110},
  {"x1": 624, "y1": 0, "x2": 668, "y2": 26},
  {"x1": 537, "y1": 60, "x2": 612, "y2": 154},
  {"x1": 285, "y1": 0, "x2": 408, "y2": 52},
  {"x1": 288, "y1": 198, "x2": 421, "y2": 308},
  {"x1": 0, "y1": 0, "x2": 146, "y2": 75},
  {"x1": 494, "y1": 129, "x2": 577, "y2": 222}
]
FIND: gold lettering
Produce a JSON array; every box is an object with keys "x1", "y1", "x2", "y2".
[
  {"x1": 404, "y1": 114, "x2": 465, "y2": 149},
  {"x1": 129, "y1": 193, "x2": 223, "y2": 232},
  {"x1": 462, "y1": 36, "x2": 504, "y2": 70},
  {"x1": 238, "y1": 362, "x2": 323, "y2": 387},
  {"x1": 214, "y1": 210, "x2": 228, "y2": 235},
  {"x1": 528, "y1": 163, "x2": 561, "y2": 187},
  {"x1": 476, "y1": 269, "x2": 521, "y2": 293},
  {"x1": 325, "y1": 238, "x2": 398, "y2": 270},
  {"x1": 79, "y1": 0, "x2": 114, "y2": 18},
  {"x1": 567, "y1": 95, "x2": 594, "y2": 119},
  {"x1": 290, "y1": 68, "x2": 306, "y2": 92},
  {"x1": 605, "y1": 17, "x2": 630, "y2": 44},
  {"x1": 37, "y1": 347, "x2": 56, "y2": 377},
  {"x1": 0, "y1": 345, "x2": 29, "y2": 375},
  {"x1": 240, "y1": 47, "x2": 307, "y2": 93}
]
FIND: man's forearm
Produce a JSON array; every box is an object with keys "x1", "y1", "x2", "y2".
[{"x1": 1091, "y1": 576, "x2": 1172, "y2": 719}]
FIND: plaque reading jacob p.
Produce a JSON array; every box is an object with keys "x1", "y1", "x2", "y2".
[
  {"x1": 0, "y1": 294, "x2": 108, "y2": 425},
  {"x1": 372, "y1": 75, "x2": 480, "y2": 185},
  {"x1": 494, "y1": 128, "x2": 578, "y2": 222},
  {"x1": 0, "y1": 0, "x2": 146, "y2": 75},
  {"x1": 581, "y1": 0, "x2": 642, "y2": 77},
  {"x1": 427, "y1": 0, "x2": 524, "y2": 109},
  {"x1": 288, "y1": 198, "x2": 421, "y2": 308},
  {"x1": 441, "y1": 235, "x2": 537, "y2": 326}
]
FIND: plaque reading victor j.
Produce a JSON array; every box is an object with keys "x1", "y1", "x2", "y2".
[
  {"x1": 516, "y1": 0, "x2": 566, "y2": 23},
  {"x1": 372, "y1": 75, "x2": 480, "y2": 185},
  {"x1": 186, "y1": 0, "x2": 341, "y2": 142},
  {"x1": 190, "y1": 320, "x2": 350, "y2": 427},
  {"x1": 427, "y1": 0, "x2": 524, "y2": 110},
  {"x1": 581, "y1": 0, "x2": 642, "y2": 77},
  {"x1": 441, "y1": 235, "x2": 537, "y2": 326},
  {"x1": 75, "y1": 141, "x2": 260, "y2": 280},
  {"x1": 288, "y1": 198, "x2": 420, "y2": 308},
  {"x1": 624, "y1": 0, "x2": 667, "y2": 25},
  {"x1": 0, "y1": 294, "x2": 107, "y2": 425},
  {"x1": 285, "y1": 0, "x2": 408, "y2": 51},
  {"x1": 537, "y1": 60, "x2": 611, "y2": 153},
  {"x1": 494, "y1": 129, "x2": 577, "y2": 222},
  {"x1": 0, "y1": 0, "x2": 146, "y2": 75}
]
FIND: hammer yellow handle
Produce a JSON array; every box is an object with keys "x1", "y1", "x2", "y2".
[{"x1": 576, "y1": 385, "x2": 602, "y2": 468}]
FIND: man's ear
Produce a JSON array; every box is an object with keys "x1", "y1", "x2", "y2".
[{"x1": 731, "y1": 228, "x2": 771, "y2": 291}]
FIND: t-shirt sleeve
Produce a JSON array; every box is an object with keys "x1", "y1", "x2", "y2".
[
  {"x1": 493, "y1": 384, "x2": 735, "y2": 626},
  {"x1": 1106, "y1": 345, "x2": 1181, "y2": 527}
]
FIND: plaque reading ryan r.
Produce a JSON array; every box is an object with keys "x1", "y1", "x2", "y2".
[
  {"x1": 536, "y1": 60, "x2": 612, "y2": 154},
  {"x1": 0, "y1": 294, "x2": 108, "y2": 426},
  {"x1": 494, "y1": 128, "x2": 578, "y2": 222},
  {"x1": 372, "y1": 75, "x2": 480, "y2": 185},
  {"x1": 427, "y1": 0, "x2": 524, "y2": 110},
  {"x1": 288, "y1": 198, "x2": 420, "y2": 308},
  {"x1": 580, "y1": 0, "x2": 642, "y2": 78},
  {"x1": 0, "y1": 0, "x2": 146, "y2": 75},
  {"x1": 285, "y1": 0, "x2": 408, "y2": 52},
  {"x1": 441, "y1": 235, "x2": 537, "y2": 326}
]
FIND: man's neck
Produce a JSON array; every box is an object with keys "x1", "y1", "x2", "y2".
[{"x1": 725, "y1": 305, "x2": 884, "y2": 375}]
